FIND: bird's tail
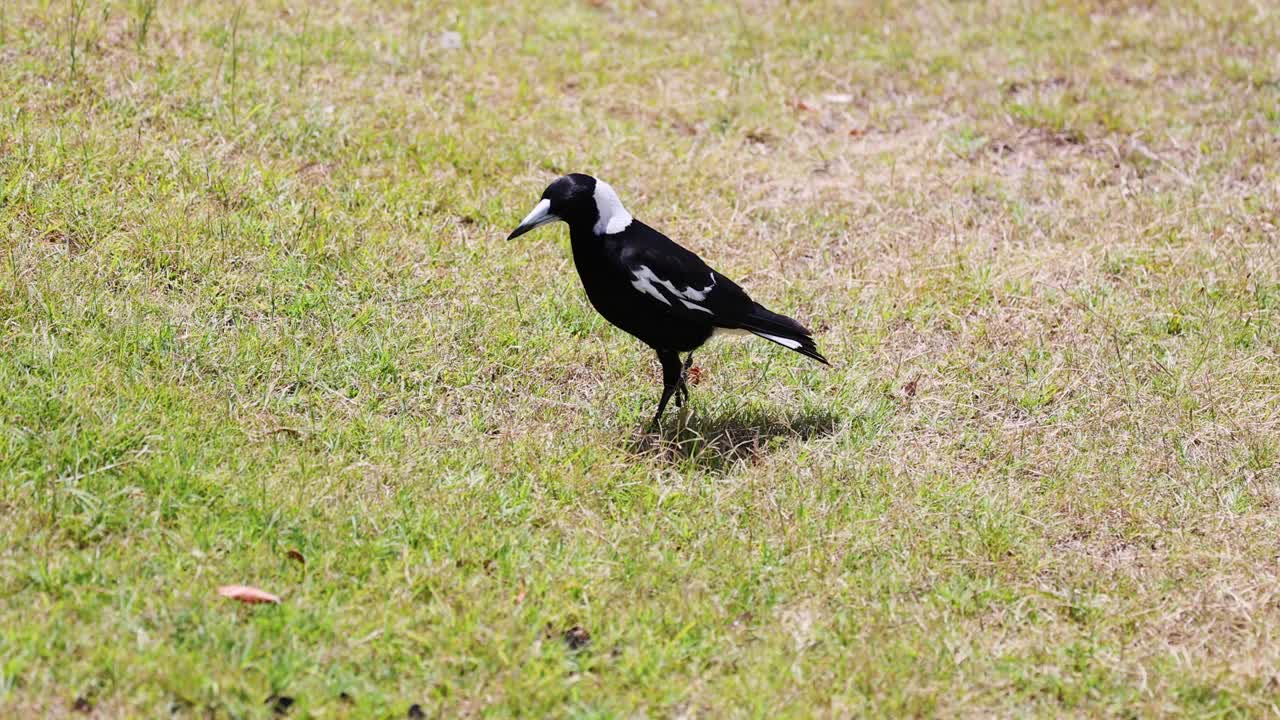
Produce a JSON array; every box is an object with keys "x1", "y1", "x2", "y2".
[{"x1": 736, "y1": 303, "x2": 830, "y2": 365}]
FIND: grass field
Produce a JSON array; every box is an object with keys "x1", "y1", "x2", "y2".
[{"x1": 2, "y1": 0, "x2": 1279, "y2": 716}]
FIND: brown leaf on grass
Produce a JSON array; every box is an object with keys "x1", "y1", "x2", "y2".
[
  {"x1": 686, "y1": 366, "x2": 704, "y2": 385},
  {"x1": 217, "y1": 585, "x2": 281, "y2": 604},
  {"x1": 285, "y1": 548, "x2": 306, "y2": 565}
]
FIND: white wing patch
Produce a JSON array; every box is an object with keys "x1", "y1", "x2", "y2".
[
  {"x1": 682, "y1": 273, "x2": 716, "y2": 301},
  {"x1": 630, "y1": 266, "x2": 718, "y2": 315},
  {"x1": 630, "y1": 266, "x2": 671, "y2": 305}
]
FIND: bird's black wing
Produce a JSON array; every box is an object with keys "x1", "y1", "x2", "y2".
[
  {"x1": 612, "y1": 221, "x2": 829, "y2": 364},
  {"x1": 612, "y1": 221, "x2": 755, "y2": 327}
]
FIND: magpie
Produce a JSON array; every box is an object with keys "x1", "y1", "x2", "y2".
[{"x1": 507, "y1": 173, "x2": 829, "y2": 427}]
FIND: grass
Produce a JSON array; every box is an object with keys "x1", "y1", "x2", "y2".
[{"x1": 1, "y1": 0, "x2": 1278, "y2": 716}]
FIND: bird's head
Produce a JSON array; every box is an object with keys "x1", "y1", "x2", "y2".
[{"x1": 507, "y1": 173, "x2": 633, "y2": 240}]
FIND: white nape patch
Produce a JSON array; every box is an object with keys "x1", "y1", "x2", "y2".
[
  {"x1": 756, "y1": 332, "x2": 802, "y2": 349},
  {"x1": 592, "y1": 180, "x2": 634, "y2": 235}
]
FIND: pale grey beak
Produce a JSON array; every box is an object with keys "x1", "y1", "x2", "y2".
[{"x1": 507, "y1": 199, "x2": 559, "y2": 240}]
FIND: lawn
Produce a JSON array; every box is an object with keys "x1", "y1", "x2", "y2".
[{"x1": 1, "y1": 0, "x2": 1278, "y2": 716}]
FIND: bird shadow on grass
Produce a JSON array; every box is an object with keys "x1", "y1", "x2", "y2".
[{"x1": 625, "y1": 405, "x2": 841, "y2": 475}]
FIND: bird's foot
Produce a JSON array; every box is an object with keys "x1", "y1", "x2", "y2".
[
  {"x1": 648, "y1": 406, "x2": 666, "y2": 432},
  {"x1": 648, "y1": 404, "x2": 691, "y2": 434}
]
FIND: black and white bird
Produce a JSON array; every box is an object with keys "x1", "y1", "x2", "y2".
[{"x1": 507, "y1": 173, "x2": 828, "y2": 427}]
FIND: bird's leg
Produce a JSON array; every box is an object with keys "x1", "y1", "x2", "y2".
[
  {"x1": 674, "y1": 352, "x2": 695, "y2": 427},
  {"x1": 675, "y1": 353, "x2": 694, "y2": 406},
  {"x1": 651, "y1": 350, "x2": 683, "y2": 429}
]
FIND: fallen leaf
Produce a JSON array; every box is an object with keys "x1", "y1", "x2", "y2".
[
  {"x1": 285, "y1": 548, "x2": 305, "y2": 565},
  {"x1": 793, "y1": 100, "x2": 816, "y2": 112},
  {"x1": 267, "y1": 426, "x2": 303, "y2": 439},
  {"x1": 686, "y1": 366, "x2": 704, "y2": 385},
  {"x1": 217, "y1": 585, "x2": 281, "y2": 604},
  {"x1": 848, "y1": 127, "x2": 868, "y2": 137}
]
